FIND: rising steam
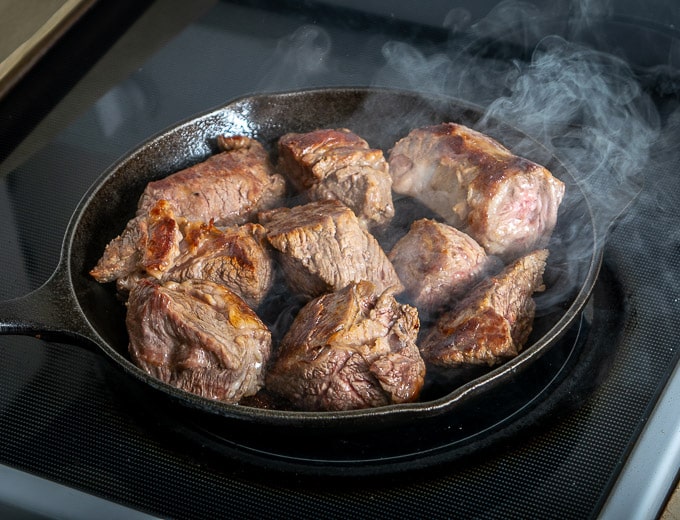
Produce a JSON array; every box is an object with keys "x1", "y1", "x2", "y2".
[
  {"x1": 377, "y1": 11, "x2": 661, "y2": 238},
  {"x1": 372, "y1": 1, "x2": 666, "y2": 317},
  {"x1": 255, "y1": 1, "x2": 669, "y2": 317},
  {"x1": 256, "y1": 25, "x2": 332, "y2": 90},
  {"x1": 481, "y1": 37, "x2": 659, "y2": 230}
]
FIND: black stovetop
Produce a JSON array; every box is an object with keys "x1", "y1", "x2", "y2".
[{"x1": 1, "y1": 1, "x2": 680, "y2": 518}]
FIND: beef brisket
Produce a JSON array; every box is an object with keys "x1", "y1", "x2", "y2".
[
  {"x1": 91, "y1": 200, "x2": 276, "y2": 308},
  {"x1": 160, "y1": 221, "x2": 275, "y2": 309},
  {"x1": 259, "y1": 200, "x2": 403, "y2": 300},
  {"x1": 277, "y1": 128, "x2": 394, "y2": 227},
  {"x1": 138, "y1": 135, "x2": 286, "y2": 227},
  {"x1": 90, "y1": 199, "x2": 183, "y2": 284},
  {"x1": 388, "y1": 218, "x2": 495, "y2": 314},
  {"x1": 92, "y1": 135, "x2": 285, "y2": 290}
]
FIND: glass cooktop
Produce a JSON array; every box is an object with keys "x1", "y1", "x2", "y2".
[{"x1": 1, "y1": 1, "x2": 680, "y2": 518}]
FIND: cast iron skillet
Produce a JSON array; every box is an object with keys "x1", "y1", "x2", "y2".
[{"x1": 0, "y1": 88, "x2": 600, "y2": 442}]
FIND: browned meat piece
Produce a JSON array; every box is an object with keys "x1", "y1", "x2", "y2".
[
  {"x1": 388, "y1": 218, "x2": 494, "y2": 314},
  {"x1": 265, "y1": 281, "x2": 424, "y2": 411},
  {"x1": 91, "y1": 200, "x2": 276, "y2": 308},
  {"x1": 160, "y1": 221, "x2": 275, "y2": 309},
  {"x1": 126, "y1": 279, "x2": 272, "y2": 403},
  {"x1": 388, "y1": 123, "x2": 564, "y2": 260},
  {"x1": 277, "y1": 128, "x2": 394, "y2": 227},
  {"x1": 92, "y1": 135, "x2": 284, "y2": 287},
  {"x1": 137, "y1": 135, "x2": 286, "y2": 227},
  {"x1": 419, "y1": 249, "x2": 549, "y2": 367},
  {"x1": 90, "y1": 199, "x2": 182, "y2": 283},
  {"x1": 259, "y1": 200, "x2": 403, "y2": 300}
]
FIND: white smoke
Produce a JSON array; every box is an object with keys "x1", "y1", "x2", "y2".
[
  {"x1": 257, "y1": 0, "x2": 669, "y2": 315},
  {"x1": 366, "y1": 0, "x2": 670, "y2": 319}
]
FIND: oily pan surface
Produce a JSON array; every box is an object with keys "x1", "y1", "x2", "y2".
[{"x1": 68, "y1": 88, "x2": 597, "y2": 421}]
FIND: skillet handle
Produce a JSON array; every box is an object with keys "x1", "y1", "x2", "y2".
[{"x1": 0, "y1": 266, "x2": 97, "y2": 350}]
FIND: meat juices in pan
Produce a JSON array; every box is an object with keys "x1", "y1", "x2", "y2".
[
  {"x1": 419, "y1": 249, "x2": 549, "y2": 367},
  {"x1": 259, "y1": 199, "x2": 403, "y2": 301},
  {"x1": 265, "y1": 281, "x2": 424, "y2": 411},
  {"x1": 277, "y1": 128, "x2": 395, "y2": 228},
  {"x1": 126, "y1": 279, "x2": 272, "y2": 403},
  {"x1": 388, "y1": 123, "x2": 565, "y2": 260}
]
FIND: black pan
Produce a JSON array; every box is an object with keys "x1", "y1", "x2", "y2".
[{"x1": 0, "y1": 88, "x2": 601, "y2": 473}]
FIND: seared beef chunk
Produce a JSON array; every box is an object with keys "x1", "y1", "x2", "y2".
[
  {"x1": 91, "y1": 199, "x2": 182, "y2": 283},
  {"x1": 388, "y1": 218, "x2": 495, "y2": 314},
  {"x1": 138, "y1": 135, "x2": 286, "y2": 227},
  {"x1": 277, "y1": 128, "x2": 394, "y2": 227},
  {"x1": 420, "y1": 249, "x2": 548, "y2": 367},
  {"x1": 91, "y1": 201, "x2": 276, "y2": 308},
  {"x1": 259, "y1": 200, "x2": 403, "y2": 300},
  {"x1": 265, "y1": 281, "x2": 424, "y2": 411},
  {"x1": 160, "y1": 221, "x2": 275, "y2": 309},
  {"x1": 126, "y1": 279, "x2": 271, "y2": 403},
  {"x1": 389, "y1": 123, "x2": 564, "y2": 260},
  {"x1": 92, "y1": 135, "x2": 285, "y2": 287}
]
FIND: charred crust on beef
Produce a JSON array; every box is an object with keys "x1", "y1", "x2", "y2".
[
  {"x1": 142, "y1": 200, "x2": 184, "y2": 277},
  {"x1": 217, "y1": 134, "x2": 258, "y2": 152},
  {"x1": 90, "y1": 199, "x2": 183, "y2": 283},
  {"x1": 93, "y1": 134, "x2": 286, "y2": 284},
  {"x1": 265, "y1": 281, "x2": 424, "y2": 411},
  {"x1": 92, "y1": 201, "x2": 276, "y2": 308},
  {"x1": 161, "y1": 221, "x2": 276, "y2": 309},
  {"x1": 419, "y1": 249, "x2": 549, "y2": 367}
]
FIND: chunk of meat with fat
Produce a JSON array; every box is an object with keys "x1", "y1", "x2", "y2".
[
  {"x1": 388, "y1": 218, "x2": 495, "y2": 314},
  {"x1": 419, "y1": 249, "x2": 549, "y2": 367},
  {"x1": 388, "y1": 123, "x2": 564, "y2": 259},
  {"x1": 277, "y1": 128, "x2": 394, "y2": 227},
  {"x1": 259, "y1": 199, "x2": 403, "y2": 300},
  {"x1": 265, "y1": 281, "x2": 424, "y2": 411},
  {"x1": 126, "y1": 279, "x2": 272, "y2": 403},
  {"x1": 91, "y1": 134, "x2": 285, "y2": 296}
]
